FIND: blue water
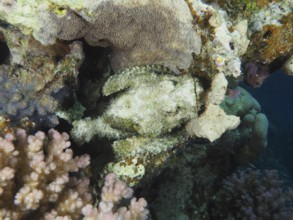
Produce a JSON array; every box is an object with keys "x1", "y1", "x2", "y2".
[{"x1": 241, "y1": 70, "x2": 293, "y2": 181}]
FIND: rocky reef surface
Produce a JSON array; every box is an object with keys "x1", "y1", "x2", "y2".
[{"x1": 0, "y1": 0, "x2": 292, "y2": 219}]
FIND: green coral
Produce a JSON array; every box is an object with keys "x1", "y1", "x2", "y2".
[
  {"x1": 205, "y1": 0, "x2": 280, "y2": 20},
  {"x1": 218, "y1": 87, "x2": 269, "y2": 164},
  {"x1": 220, "y1": 87, "x2": 260, "y2": 117}
]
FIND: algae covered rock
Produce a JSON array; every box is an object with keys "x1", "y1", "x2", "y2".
[
  {"x1": 71, "y1": 65, "x2": 201, "y2": 142},
  {"x1": 0, "y1": 0, "x2": 201, "y2": 73},
  {"x1": 103, "y1": 66, "x2": 199, "y2": 137},
  {"x1": 71, "y1": 65, "x2": 201, "y2": 184},
  {"x1": 0, "y1": 0, "x2": 276, "y2": 193},
  {"x1": 0, "y1": 27, "x2": 84, "y2": 127}
]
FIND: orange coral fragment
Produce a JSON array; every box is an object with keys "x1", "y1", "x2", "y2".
[{"x1": 246, "y1": 13, "x2": 293, "y2": 64}]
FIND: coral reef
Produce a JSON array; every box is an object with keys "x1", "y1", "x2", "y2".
[
  {"x1": 82, "y1": 173, "x2": 149, "y2": 220},
  {"x1": 220, "y1": 87, "x2": 269, "y2": 163},
  {"x1": 0, "y1": 0, "x2": 201, "y2": 73},
  {"x1": 245, "y1": 2, "x2": 293, "y2": 64},
  {"x1": 205, "y1": 0, "x2": 280, "y2": 19},
  {"x1": 0, "y1": 27, "x2": 84, "y2": 127},
  {"x1": 202, "y1": 1, "x2": 293, "y2": 68},
  {"x1": 0, "y1": 127, "x2": 149, "y2": 220},
  {"x1": 210, "y1": 169, "x2": 293, "y2": 219},
  {"x1": 0, "y1": 0, "x2": 292, "y2": 219},
  {"x1": 0, "y1": 129, "x2": 91, "y2": 219},
  {"x1": 187, "y1": 1, "x2": 250, "y2": 80},
  {"x1": 147, "y1": 93, "x2": 270, "y2": 219},
  {"x1": 71, "y1": 64, "x2": 241, "y2": 184},
  {"x1": 185, "y1": 103, "x2": 240, "y2": 142}
]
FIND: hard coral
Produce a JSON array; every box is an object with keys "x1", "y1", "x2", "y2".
[
  {"x1": 219, "y1": 87, "x2": 268, "y2": 163},
  {"x1": 81, "y1": 0, "x2": 201, "y2": 73},
  {"x1": 247, "y1": 18, "x2": 293, "y2": 64},
  {"x1": 0, "y1": 0, "x2": 201, "y2": 73},
  {"x1": 0, "y1": 27, "x2": 84, "y2": 127},
  {"x1": 211, "y1": 169, "x2": 293, "y2": 219},
  {"x1": 0, "y1": 129, "x2": 91, "y2": 219},
  {"x1": 245, "y1": 3, "x2": 293, "y2": 64},
  {"x1": 82, "y1": 173, "x2": 149, "y2": 220}
]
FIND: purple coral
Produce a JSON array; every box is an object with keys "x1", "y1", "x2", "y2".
[{"x1": 218, "y1": 169, "x2": 293, "y2": 219}]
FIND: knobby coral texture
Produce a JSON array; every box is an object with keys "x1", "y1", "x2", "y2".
[
  {"x1": 82, "y1": 173, "x2": 149, "y2": 220},
  {"x1": 0, "y1": 128, "x2": 149, "y2": 220},
  {"x1": 212, "y1": 169, "x2": 293, "y2": 219},
  {"x1": 0, "y1": 26, "x2": 84, "y2": 127},
  {"x1": 0, "y1": 129, "x2": 91, "y2": 219},
  {"x1": 0, "y1": 0, "x2": 292, "y2": 219}
]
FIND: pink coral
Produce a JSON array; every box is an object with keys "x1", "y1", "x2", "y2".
[
  {"x1": 227, "y1": 88, "x2": 241, "y2": 99},
  {"x1": 217, "y1": 169, "x2": 293, "y2": 219},
  {"x1": 0, "y1": 129, "x2": 92, "y2": 219},
  {"x1": 0, "y1": 129, "x2": 149, "y2": 219},
  {"x1": 82, "y1": 173, "x2": 149, "y2": 220}
]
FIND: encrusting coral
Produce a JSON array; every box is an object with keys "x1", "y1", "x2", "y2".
[
  {"x1": 245, "y1": 2, "x2": 293, "y2": 65},
  {"x1": 185, "y1": 103, "x2": 240, "y2": 142},
  {"x1": 0, "y1": 0, "x2": 202, "y2": 73}
]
